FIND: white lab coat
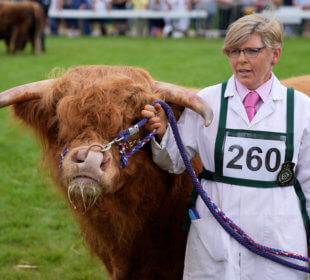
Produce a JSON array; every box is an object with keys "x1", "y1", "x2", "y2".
[{"x1": 152, "y1": 75, "x2": 310, "y2": 280}]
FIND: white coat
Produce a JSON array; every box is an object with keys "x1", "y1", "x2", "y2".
[{"x1": 151, "y1": 75, "x2": 310, "y2": 280}]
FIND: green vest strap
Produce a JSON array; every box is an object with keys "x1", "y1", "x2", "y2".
[
  {"x1": 285, "y1": 87, "x2": 294, "y2": 162},
  {"x1": 214, "y1": 81, "x2": 228, "y2": 174},
  {"x1": 294, "y1": 179, "x2": 310, "y2": 241}
]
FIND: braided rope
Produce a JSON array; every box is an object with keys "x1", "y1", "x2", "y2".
[
  {"x1": 59, "y1": 147, "x2": 68, "y2": 169},
  {"x1": 152, "y1": 100, "x2": 310, "y2": 273},
  {"x1": 208, "y1": 188, "x2": 310, "y2": 262},
  {"x1": 117, "y1": 129, "x2": 157, "y2": 168}
]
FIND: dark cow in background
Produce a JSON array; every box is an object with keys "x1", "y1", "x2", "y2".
[
  {"x1": 0, "y1": 65, "x2": 309, "y2": 279},
  {"x1": 0, "y1": 1, "x2": 45, "y2": 54}
]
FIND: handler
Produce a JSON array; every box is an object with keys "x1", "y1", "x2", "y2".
[{"x1": 141, "y1": 13, "x2": 310, "y2": 280}]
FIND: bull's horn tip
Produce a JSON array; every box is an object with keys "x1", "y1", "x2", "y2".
[
  {"x1": 204, "y1": 112, "x2": 214, "y2": 127},
  {"x1": 204, "y1": 120, "x2": 212, "y2": 127}
]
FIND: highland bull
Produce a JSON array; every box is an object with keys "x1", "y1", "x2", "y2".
[{"x1": 0, "y1": 65, "x2": 310, "y2": 279}]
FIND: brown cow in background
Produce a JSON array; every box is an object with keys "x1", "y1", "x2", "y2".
[
  {"x1": 0, "y1": 66, "x2": 309, "y2": 279},
  {"x1": 0, "y1": 1, "x2": 45, "y2": 54}
]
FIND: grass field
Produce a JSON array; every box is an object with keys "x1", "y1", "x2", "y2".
[{"x1": 0, "y1": 35, "x2": 309, "y2": 280}]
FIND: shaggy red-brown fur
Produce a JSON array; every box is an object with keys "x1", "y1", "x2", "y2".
[{"x1": 12, "y1": 65, "x2": 201, "y2": 280}]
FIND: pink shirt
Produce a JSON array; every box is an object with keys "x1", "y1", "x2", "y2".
[{"x1": 235, "y1": 73, "x2": 274, "y2": 112}]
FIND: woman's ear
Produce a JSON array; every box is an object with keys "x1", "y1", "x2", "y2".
[{"x1": 271, "y1": 46, "x2": 282, "y2": 67}]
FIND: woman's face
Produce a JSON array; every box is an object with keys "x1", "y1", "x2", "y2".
[{"x1": 228, "y1": 33, "x2": 281, "y2": 90}]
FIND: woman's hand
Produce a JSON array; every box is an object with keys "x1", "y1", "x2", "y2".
[{"x1": 141, "y1": 103, "x2": 167, "y2": 141}]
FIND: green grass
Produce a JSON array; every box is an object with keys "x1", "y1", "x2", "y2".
[{"x1": 0, "y1": 35, "x2": 309, "y2": 279}]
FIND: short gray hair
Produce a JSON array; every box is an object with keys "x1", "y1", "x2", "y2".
[{"x1": 222, "y1": 13, "x2": 283, "y2": 55}]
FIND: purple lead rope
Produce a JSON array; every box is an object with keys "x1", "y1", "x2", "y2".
[
  {"x1": 58, "y1": 100, "x2": 310, "y2": 272},
  {"x1": 152, "y1": 100, "x2": 310, "y2": 273}
]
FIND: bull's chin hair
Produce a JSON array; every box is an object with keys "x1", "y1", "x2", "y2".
[{"x1": 67, "y1": 181, "x2": 101, "y2": 212}]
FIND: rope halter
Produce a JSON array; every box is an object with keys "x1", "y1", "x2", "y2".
[
  {"x1": 59, "y1": 118, "x2": 156, "y2": 170},
  {"x1": 100, "y1": 119, "x2": 157, "y2": 168}
]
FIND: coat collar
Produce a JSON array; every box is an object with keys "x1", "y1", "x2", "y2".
[{"x1": 225, "y1": 75, "x2": 286, "y2": 126}]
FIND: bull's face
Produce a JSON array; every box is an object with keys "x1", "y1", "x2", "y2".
[
  {"x1": 61, "y1": 141, "x2": 120, "y2": 211},
  {"x1": 0, "y1": 65, "x2": 213, "y2": 212},
  {"x1": 52, "y1": 69, "x2": 157, "y2": 211}
]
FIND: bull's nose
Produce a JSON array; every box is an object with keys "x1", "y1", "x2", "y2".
[{"x1": 71, "y1": 149, "x2": 109, "y2": 173}]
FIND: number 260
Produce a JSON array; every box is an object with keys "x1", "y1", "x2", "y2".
[{"x1": 226, "y1": 145, "x2": 281, "y2": 172}]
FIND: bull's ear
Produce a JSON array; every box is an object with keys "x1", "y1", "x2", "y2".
[{"x1": 153, "y1": 81, "x2": 213, "y2": 127}]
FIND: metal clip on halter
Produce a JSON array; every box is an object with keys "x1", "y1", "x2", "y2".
[
  {"x1": 100, "y1": 124, "x2": 141, "y2": 153},
  {"x1": 128, "y1": 124, "x2": 139, "y2": 136},
  {"x1": 100, "y1": 136, "x2": 124, "y2": 152}
]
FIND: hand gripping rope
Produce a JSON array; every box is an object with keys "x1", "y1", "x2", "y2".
[
  {"x1": 109, "y1": 118, "x2": 157, "y2": 168},
  {"x1": 149, "y1": 100, "x2": 310, "y2": 273}
]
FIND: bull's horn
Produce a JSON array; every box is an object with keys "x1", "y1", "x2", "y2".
[
  {"x1": 0, "y1": 79, "x2": 54, "y2": 108},
  {"x1": 154, "y1": 81, "x2": 213, "y2": 126}
]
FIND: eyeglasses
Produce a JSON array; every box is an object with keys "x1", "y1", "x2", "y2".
[{"x1": 227, "y1": 46, "x2": 266, "y2": 58}]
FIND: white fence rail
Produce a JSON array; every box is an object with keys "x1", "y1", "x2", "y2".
[
  {"x1": 263, "y1": 7, "x2": 310, "y2": 24},
  {"x1": 48, "y1": 9, "x2": 208, "y2": 19},
  {"x1": 48, "y1": 7, "x2": 310, "y2": 24}
]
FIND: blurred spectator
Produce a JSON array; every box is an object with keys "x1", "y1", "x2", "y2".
[
  {"x1": 293, "y1": 0, "x2": 310, "y2": 9},
  {"x1": 148, "y1": 0, "x2": 168, "y2": 37},
  {"x1": 293, "y1": 0, "x2": 310, "y2": 36},
  {"x1": 269, "y1": 0, "x2": 283, "y2": 9},
  {"x1": 166, "y1": 0, "x2": 192, "y2": 38},
  {"x1": 34, "y1": 0, "x2": 51, "y2": 51},
  {"x1": 230, "y1": 0, "x2": 268, "y2": 18},
  {"x1": 132, "y1": 0, "x2": 149, "y2": 36},
  {"x1": 49, "y1": 0, "x2": 63, "y2": 34},
  {"x1": 217, "y1": 0, "x2": 233, "y2": 37},
  {"x1": 238, "y1": 0, "x2": 259, "y2": 16},
  {"x1": 63, "y1": 0, "x2": 88, "y2": 37},
  {"x1": 255, "y1": 0, "x2": 268, "y2": 12},
  {"x1": 111, "y1": 0, "x2": 130, "y2": 35},
  {"x1": 35, "y1": 0, "x2": 51, "y2": 18},
  {"x1": 78, "y1": 0, "x2": 91, "y2": 36},
  {"x1": 204, "y1": 0, "x2": 217, "y2": 31},
  {"x1": 191, "y1": 0, "x2": 200, "y2": 36},
  {"x1": 193, "y1": 0, "x2": 217, "y2": 37},
  {"x1": 89, "y1": 0, "x2": 111, "y2": 36},
  {"x1": 281, "y1": 0, "x2": 295, "y2": 36},
  {"x1": 231, "y1": 0, "x2": 245, "y2": 22}
]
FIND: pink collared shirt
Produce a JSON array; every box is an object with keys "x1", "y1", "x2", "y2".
[{"x1": 235, "y1": 73, "x2": 274, "y2": 112}]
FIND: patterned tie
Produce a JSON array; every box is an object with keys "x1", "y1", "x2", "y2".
[{"x1": 244, "y1": 91, "x2": 260, "y2": 122}]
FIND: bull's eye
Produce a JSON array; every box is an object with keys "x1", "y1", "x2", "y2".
[{"x1": 59, "y1": 139, "x2": 67, "y2": 148}]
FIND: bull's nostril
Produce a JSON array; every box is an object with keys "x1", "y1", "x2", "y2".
[{"x1": 71, "y1": 150, "x2": 86, "y2": 164}]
